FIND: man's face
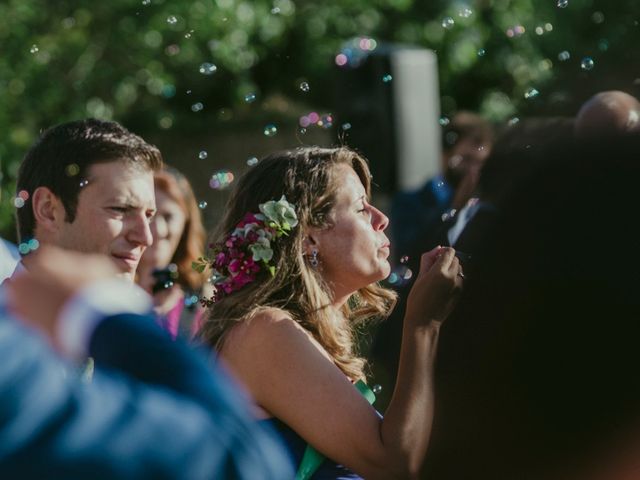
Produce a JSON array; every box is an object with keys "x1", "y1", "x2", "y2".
[
  {"x1": 54, "y1": 160, "x2": 156, "y2": 280},
  {"x1": 444, "y1": 135, "x2": 491, "y2": 187}
]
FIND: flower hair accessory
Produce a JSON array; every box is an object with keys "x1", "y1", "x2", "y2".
[{"x1": 193, "y1": 195, "x2": 298, "y2": 305}]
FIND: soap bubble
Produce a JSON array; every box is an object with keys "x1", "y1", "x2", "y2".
[
  {"x1": 580, "y1": 57, "x2": 595, "y2": 71},
  {"x1": 442, "y1": 16, "x2": 455, "y2": 29},
  {"x1": 65, "y1": 163, "x2": 80, "y2": 177},
  {"x1": 199, "y1": 63, "x2": 217, "y2": 75},
  {"x1": 524, "y1": 88, "x2": 540, "y2": 100},
  {"x1": 263, "y1": 124, "x2": 277, "y2": 137}
]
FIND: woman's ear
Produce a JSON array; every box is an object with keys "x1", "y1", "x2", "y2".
[
  {"x1": 31, "y1": 186, "x2": 65, "y2": 234},
  {"x1": 302, "y1": 231, "x2": 318, "y2": 255}
]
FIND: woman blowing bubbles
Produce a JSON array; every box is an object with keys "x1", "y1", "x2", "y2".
[{"x1": 198, "y1": 147, "x2": 463, "y2": 479}]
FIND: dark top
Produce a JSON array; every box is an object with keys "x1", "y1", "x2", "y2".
[{"x1": 264, "y1": 417, "x2": 362, "y2": 480}]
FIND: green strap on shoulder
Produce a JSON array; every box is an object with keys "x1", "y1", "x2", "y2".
[{"x1": 294, "y1": 380, "x2": 376, "y2": 480}]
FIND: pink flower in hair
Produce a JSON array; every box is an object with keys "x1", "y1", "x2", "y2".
[{"x1": 192, "y1": 196, "x2": 299, "y2": 306}]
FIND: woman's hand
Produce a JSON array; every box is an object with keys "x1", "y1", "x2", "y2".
[{"x1": 404, "y1": 246, "x2": 463, "y2": 327}]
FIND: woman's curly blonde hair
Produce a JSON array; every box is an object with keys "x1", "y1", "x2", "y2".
[{"x1": 199, "y1": 146, "x2": 397, "y2": 381}]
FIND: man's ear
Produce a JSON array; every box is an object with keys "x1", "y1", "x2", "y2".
[{"x1": 31, "y1": 186, "x2": 66, "y2": 234}]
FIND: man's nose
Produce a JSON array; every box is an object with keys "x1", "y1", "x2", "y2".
[{"x1": 128, "y1": 215, "x2": 154, "y2": 247}]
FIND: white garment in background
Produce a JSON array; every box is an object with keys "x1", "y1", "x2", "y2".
[{"x1": 0, "y1": 239, "x2": 19, "y2": 282}]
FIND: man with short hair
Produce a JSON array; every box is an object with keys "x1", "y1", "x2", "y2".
[
  {"x1": 575, "y1": 90, "x2": 640, "y2": 137},
  {"x1": 390, "y1": 111, "x2": 494, "y2": 261},
  {"x1": 14, "y1": 118, "x2": 160, "y2": 280}
]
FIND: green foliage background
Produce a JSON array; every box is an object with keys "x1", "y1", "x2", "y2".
[{"x1": 2, "y1": 0, "x2": 640, "y2": 236}]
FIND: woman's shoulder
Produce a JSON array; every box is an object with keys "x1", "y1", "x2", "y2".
[{"x1": 222, "y1": 307, "x2": 313, "y2": 356}]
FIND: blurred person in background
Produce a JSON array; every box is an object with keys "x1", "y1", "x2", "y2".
[
  {"x1": 0, "y1": 237, "x2": 19, "y2": 281},
  {"x1": 136, "y1": 167, "x2": 208, "y2": 339},
  {"x1": 390, "y1": 111, "x2": 494, "y2": 263},
  {"x1": 424, "y1": 133, "x2": 640, "y2": 480},
  {"x1": 0, "y1": 174, "x2": 20, "y2": 281},
  {"x1": 575, "y1": 90, "x2": 640, "y2": 137}
]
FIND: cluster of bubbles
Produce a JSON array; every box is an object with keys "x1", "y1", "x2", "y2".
[
  {"x1": 191, "y1": 102, "x2": 204, "y2": 112},
  {"x1": 335, "y1": 37, "x2": 378, "y2": 68},
  {"x1": 167, "y1": 15, "x2": 178, "y2": 25},
  {"x1": 558, "y1": 50, "x2": 571, "y2": 61},
  {"x1": 198, "y1": 201, "x2": 208, "y2": 209},
  {"x1": 439, "y1": 116, "x2": 450, "y2": 126},
  {"x1": 209, "y1": 170, "x2": 234, "y2": 190},
  {"x1": 13, "y1": 190, "x2": 29, "y2": 209},
  {"x1": 29, "y1": 44, "x2": 39, "y2": 54},
  {"x1": 441, "y1": 208, "x2": 458, "y2": 222},
  {"x1": 246, "y1": 157, "x2": 259, "y2": 166},
  {"x1": 79, "y1": 179, "x2": 89, "y2": 188},
  {"x1": 382, "y1": 74, "x2": 393, "y2": 83},
  {"x1": 557, "y1": 0, "x2": 568, "y2": 7},
  {"x1": 263, "y1": 124, "x2": 278, "y2": 136},
  {"x1": 18, "y1": 238, "x2": 40, "y2": 255},
  {"x1": 477, "y1": 48, "x2": 486, "y2": 57},
  {"x1": 387, "y1": 264, "x2": 413, "y2": 287},
  {"x1": 184, "y1": 294, "x2": 200, "y2": 308},
  {"x1": 535, "y1": 23, "x2": 554, "y2": 35},
  {"x1": 298, "y1": 112, "x2": 333, "y2": 129},
  {"x1": 506, "y1": 25, "x2": 526, "y2": 38},
  {"x1": 142, "y1": 0, "x2": 150, "y2": 5},
  {"x1": 299, "y1": 81, "x2": 310, "y2": 92},
  {"x1": 341, "y1": 122, "x2": 352, "y2": 131},
  {"x1": 442, "y1": 17, "x2": 455, "y2": 29},
  {"x1": 244, "y1": 93, "x2": 257, "y2": 103},
  {"x1": 198, "y1": 151, "x2": 208, "y2": 160},
  {"x1": 199, "y1": 63, "x2": 217, "y2": 75}
]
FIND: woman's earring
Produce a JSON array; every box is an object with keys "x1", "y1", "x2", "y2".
[{"x1": 309, "y1": 249, "x2": 319, "y2": 268}]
